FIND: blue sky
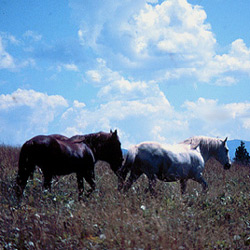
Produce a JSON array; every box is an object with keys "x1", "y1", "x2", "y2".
[{"x1": 1, "y1": 0, "x2": 250, "y2": 147}]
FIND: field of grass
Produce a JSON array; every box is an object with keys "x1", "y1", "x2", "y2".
[{"x1": 0, "y1": 144, "x2": 250, "y2": 249}]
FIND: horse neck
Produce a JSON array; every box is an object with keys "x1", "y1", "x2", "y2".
[
  {"x1": 81, "y1": 134, "x2": 99, "y2": 160},
  {"x1": 182, "y1": 137, "x2": 220, "y2": 163},
  {"x1": 199, "y1": 139, "x2": 219, "y2": 163},
  {"x1": 76, "y1": 133, "x2": 119, "y2": 169},
  {"x1": 83, "y1": 133, "x2": 109, "y2": 162},
  {"x1": 198, "y1": 144, "x2": 211, "y2": 163}
]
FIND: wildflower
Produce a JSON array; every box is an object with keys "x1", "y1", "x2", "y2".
[
  {"x1": 140, "y1": 205, "x2": 146, "y2": 211},
  {"x1": 29, "y1": 241, "x2": 35, "y2": 247},
  {"x1": 34, "y1": 213, "x2": 40, "y2": 219},
  {"x1": 100, "y1": 234, "x2": 106, "y2": 240}
]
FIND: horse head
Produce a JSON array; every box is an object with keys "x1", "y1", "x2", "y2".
[
  {"x1": 100, "y1": 130, "x2": 123, "y2": 174},
  {"x1": 215, "y1": 137, "x2": 231, "y2": 170}
]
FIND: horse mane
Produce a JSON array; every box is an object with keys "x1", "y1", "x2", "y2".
[
  {"x1": 71, "y1": 131, "x2": 115, "y2": 147},
  {"x1": 69, "y1": 131, "x2": 121, "y2": 164},
  {"x1": 181, "y1": 136, "x2": 227, "y2": 161},
  {"x1": 181, "y1": 136, "x2": 224, "y2": 149}
]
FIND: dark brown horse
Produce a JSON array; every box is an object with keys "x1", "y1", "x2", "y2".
[
  {"x1": 15, "y1": 135, "x2": 95, "y2": 201},
  {"x1": 52, "y1": 130, "x2": 124, "y2": 176}
]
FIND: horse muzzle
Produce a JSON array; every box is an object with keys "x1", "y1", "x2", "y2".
[{"x1": 224, "y1": 163, "x2": 231, "y2": 170}]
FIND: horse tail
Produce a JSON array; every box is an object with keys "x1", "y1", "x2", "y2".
[
  {"x1": 117, "y1": 146, "x2": 138, "y2": 189},
  {"x1": 18, "y1": 142, "x2": 27, "y2": 168},
  {"x1": 124, "y1": 147, "x2": 137, "y2": 171},
  {"x1": 18, "y1": 141, "x2": 35, "y2": 170},
  {"x1": 15, "y1": 140, "x2": 35, "y2": 198}
]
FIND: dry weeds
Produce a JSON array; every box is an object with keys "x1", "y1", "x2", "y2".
[{"x1": 0, "y1": 145, "x2": 250, "y2": 249}]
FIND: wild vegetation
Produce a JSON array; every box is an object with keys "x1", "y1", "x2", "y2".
[{"x1": 0, "y1": 144, "x2": 250, "y2": 249}]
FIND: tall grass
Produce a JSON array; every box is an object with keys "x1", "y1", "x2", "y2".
[{"x1": 0, "y1": 145, "x2": 250, "y2": 249}]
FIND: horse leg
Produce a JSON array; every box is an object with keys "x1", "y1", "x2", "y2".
[
  {"x1": 123, "y1": 168, "x2": 142, "y2": 192},
  {"x1": 200, "y1": 178, "x2": 208, "y2": 192},
  {"x1": 196, "y1": 176, "x2": 208, "y2": 192},
  {"x1": 117, "y1": 167, "x2": 129, "y2": 191},
  {"x1": 117, "y1": 175, "x2": 124, "y2": 192},
  {"x1": 43, "y1": 173, "x2": 52, "y2": 191},
  {"x1": 15, "y1": 173, "x2": 29, "y2": 200},
  {"x1": 117, "y1": 155, "x2": 134, "y2": 191},
  {"x1": 85, "y1": 176, "x2": 96, "y2": 198},
  {"x1": 180, "y1": 179, "x2": 188, "y2": 194},
  {"x1": 76, "y1": 173, "x2": 84, "y2": 200},
  {"x1": 15, "y1": 162, "x2": 35, "y2": 200},
  {"x1": 147, "y1": 175, "x2": 157, "y2": 196}
]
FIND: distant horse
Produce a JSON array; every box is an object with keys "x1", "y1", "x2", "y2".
[
  {"x1": 15, "y1": 135, "x2": 95, "y2": 201},
  {"x1": 52, "y1": 130, "x2": 124, "y2": 176},
  {"x1": 118, "y1": 136, "x2": 231, "y2": 194}
]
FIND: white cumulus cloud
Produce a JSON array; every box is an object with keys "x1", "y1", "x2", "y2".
[
  {"x1": 72, "y1": 0, "x2": 250, "y2": 85},
  {"x1": 0, "y1": 89, "x2": 68, "y2": 144},
  {"x1": 0, "y1": 89, "x2": 68, "y2": 110},
  {"x1": 182, "y1": 98, "x2": 250, "y2": 139},
  {"x1": 0, "y1": 37, "x2": 16, "y2": 69}
]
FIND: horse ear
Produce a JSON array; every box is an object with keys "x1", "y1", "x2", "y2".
[
  {"x1": 110, "y1": 129, "x2": 113, "y2": 133},
  {"x1": 191, "y1": 143, "x2": 199, "y2": 150},
  {"x1": 111, "y1": 129, "x2": 118, "y2": 138},
  {"x1": 223, "y1": 137, "x2": 228, "y2": 144}
]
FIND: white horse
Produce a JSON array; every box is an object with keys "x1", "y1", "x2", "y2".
[{"x1": 118, "y1": 136, "x2": 231, "y2": 194}]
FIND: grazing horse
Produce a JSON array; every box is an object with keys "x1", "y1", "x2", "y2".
[
  {"x1": 15, "y1": 135, "x2": 95, "y2": 201},
  {"x1": 118, "y1": 136, "x2": 231, "y2": 194},
  {"x1": 52, "y1": 130, "x2": 124, "y2": 176}
]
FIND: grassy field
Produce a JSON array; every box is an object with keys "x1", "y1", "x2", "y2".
[{"x1": 0, "y1": 145, "x2": 250, "y2": 249}]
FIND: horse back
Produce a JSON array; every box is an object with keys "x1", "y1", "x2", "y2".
[
  {"x1": 134, "y1": 142, "x2": 204, "y2": 180},
  {"x1": 21, "y1": 135, "x2": 89, "y2": 162},
  {"x1": 57, "y1": 139, "x2": 95, "y2": 163},
  {"x1": 50, "y1": 134, "x2": 69, "y2": 141},
  {"x1": 21, "y1": 135, "x2": 95, "y2": 175},
  {"x1": 52, "y1": 139, "x2": 95, "y2": 175},
  {"x1": 132, "y1": 143, "x2": 171, "y2": 176}
]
